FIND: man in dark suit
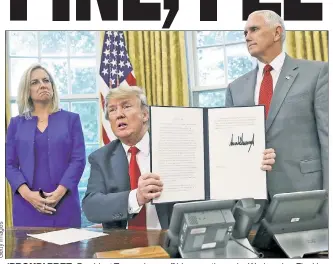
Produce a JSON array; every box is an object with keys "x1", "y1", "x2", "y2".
[
  {"x1": 82, "y1": 86, "x2": 172, "y2": 230},
  {"x1": 225, "y1": 10, "x2": 328, "y2": 215},
  {"x1": 83, "y1": 85, "x2": 277, "y2": 230}
]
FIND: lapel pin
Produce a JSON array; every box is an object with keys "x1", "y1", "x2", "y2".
[{"x1": 286, "y1": 75, "x2": 291, "y2": 80}]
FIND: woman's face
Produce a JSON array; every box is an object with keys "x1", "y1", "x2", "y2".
[{"x1": 29, "y1": 69, "x2": 54, "y2": 104}]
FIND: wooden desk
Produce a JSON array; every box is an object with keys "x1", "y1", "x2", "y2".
[
  {"x1": 6, "y1": 227, "x2": 166, "y2": 258},
  {"x1": 5, "y1": 227, "x2": 327, "y2": 259}
]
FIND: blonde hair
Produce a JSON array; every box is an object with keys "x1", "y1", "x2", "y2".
[
  {"x1": 104, "y1": 85, "x2": 148, "y2": 120},
  {"x1": 250, "y1": 10, "x2": 286, "y2": 42},
  {"x1": 16, "y1": 63, "x2": 60, "y2": 118}
]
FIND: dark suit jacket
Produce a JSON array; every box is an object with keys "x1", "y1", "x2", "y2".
[
  {"x1": 82, "y1": 139, "x2": 173, "y2": 229},
  {"x1": 225, "y1": 54, "x2": 328, "y2": 200}
]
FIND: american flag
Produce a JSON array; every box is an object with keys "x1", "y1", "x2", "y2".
[{"x1": 99, "y1": 31, "x2": 136, "y2": 144}]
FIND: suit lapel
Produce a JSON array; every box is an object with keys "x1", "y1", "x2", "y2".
[
  {"x1": 240, "y1": 69, "x2": 257, "y2": 106},
  {"x1": 22, "y1": 117, "x2": 37, "y2": 186},
  {"x1": 266, "y1": 55, "x2": 299, "y2": 132},
  {"x1": 111, "y1": 141, "x2": 130, "y2": 189}
]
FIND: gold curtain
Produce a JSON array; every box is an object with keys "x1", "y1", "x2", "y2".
[
  {"x1": 5, "y1": 62, "x2": 13, "y2": 228},
  {"x1": 124, "y1": 31, "x2": 189, "y2": 107},
  {"x1": 286, "y1": 31, "x2": 328, "y2": 61}
]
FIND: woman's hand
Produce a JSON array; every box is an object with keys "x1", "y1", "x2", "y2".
[
  {"x1": 261, "y1": 148, "x2": 276, "y2": 171},
  {"x1": 43, "y1": 185, "x2": 68, "y2": 208},
  {"x1": 18, "y1": 184, "x2": 56, "y2": 214}
]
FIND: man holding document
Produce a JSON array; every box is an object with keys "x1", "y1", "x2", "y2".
[
  {"x1": 225, "y1": 10, "x2": 328, "y2": 215},
  {"x1": 83, "y1": 86, "x2": 276, "y2": 230}
]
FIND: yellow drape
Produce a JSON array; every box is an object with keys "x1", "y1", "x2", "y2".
[
  {"x1": 124, "y1": 31, "x2": 189, "y2": 107},
  {"x1": 286, "y1": 31, "x2": 328, "y2": 61},
  {"x1": 5, "y1": 60, "x2": 14, "y2": 228}
]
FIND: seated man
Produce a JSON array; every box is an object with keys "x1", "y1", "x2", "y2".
[{"x1": 82, "y1": 86, "x2": 276, "y2": 230}]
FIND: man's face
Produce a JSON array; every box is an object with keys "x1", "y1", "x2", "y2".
[
  {"x1": 107, "y1": 95, "x2": 148, "y2": 145},
  {"x1": 244, "y1": 14, "x2": 278, "y2": 58}
]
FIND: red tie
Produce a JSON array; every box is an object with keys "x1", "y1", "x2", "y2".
[
  {"x1": 127, "y1": 146, "x2": 147, "y2": 230},
  {"x1": 259, "y1": 64, "x2": 273, "y2": 119}
]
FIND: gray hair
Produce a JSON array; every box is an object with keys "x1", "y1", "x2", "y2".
[
  {"x1": 16, "y1": 63, "x2": 60, "y2": 119},
  {"x1": 104, "y1": 85, "x2": 149, "y2": 120},
  {"x1": 250, "y1": 10, "x2": 286, "y2": 42}
]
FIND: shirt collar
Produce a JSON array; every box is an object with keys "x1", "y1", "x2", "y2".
[
  {"x1": 258, "y1": 51, "x2": 286, "y2": 75},
  {"x1": 121, "y1": 131, "x2": 150, "y2": 157}
]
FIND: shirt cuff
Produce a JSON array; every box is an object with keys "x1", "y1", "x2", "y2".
[{"x1": 128, "y1": 189, "x2": 143, "y2": 214}]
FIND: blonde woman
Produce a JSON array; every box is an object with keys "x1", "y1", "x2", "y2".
[{"x1": 6, "y1": 64, "x2": 86, "y2": 227}]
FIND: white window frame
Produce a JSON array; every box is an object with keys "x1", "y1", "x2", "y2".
[
  {"x1": 7, "y1": 31, "x2": 100, "y2": 102},
  {"x1": 186, "y1": 31, "x2": 254, "y2": 107}
]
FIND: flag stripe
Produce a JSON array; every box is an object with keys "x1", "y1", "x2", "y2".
[
  {"x1": 99, "y1": 31, "x2": 137, "y2": 144},
  {"x1": 126, "y1": 72, "x2": 136, "y2": 86}
]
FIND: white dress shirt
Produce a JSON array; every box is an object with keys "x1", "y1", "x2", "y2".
[
  {"x1": 254, "y1": 52, "x2": 286, "y2": 105},
  {"x1": 121, "y1": 131, "x2": 162, "y2": 230}
]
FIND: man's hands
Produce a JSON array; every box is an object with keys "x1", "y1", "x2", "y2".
[
  {"x1": 136, "y1": 173, "x2": 163, "y2": 206},
  {"x1": 261, "y1": 148, "x2": 276, "y2": 171},
  {"x1": 18, "y1": 184, "x2": 56, "y2": 214}
]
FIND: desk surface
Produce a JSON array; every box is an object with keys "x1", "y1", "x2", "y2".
[
  {"x1": 6, "y1": 227, "x2": 166, "y2": 258},
  {"x1": 5, "y1": 227, "x2": 327, "y2": 259}
]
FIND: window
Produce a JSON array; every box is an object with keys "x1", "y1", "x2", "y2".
[
  {"x1": 7, "y1": 31, "x2": 100, "y2": 227},
  {"x1": 186, "y1": 31, "x2": 257, "y2": 107}
]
